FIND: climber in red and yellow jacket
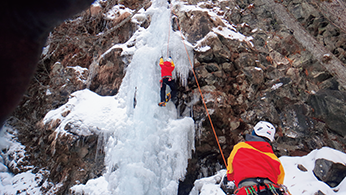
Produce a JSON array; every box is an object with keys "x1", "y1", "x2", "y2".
[
  {"x1": 227, "y1": 121, "x2": 287, "y2": 195},
  {"x1": 158, "y1": 56, "x2": 177, "y2": 107}
]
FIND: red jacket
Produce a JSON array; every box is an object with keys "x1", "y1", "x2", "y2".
[
  {"x1": 159, "y1": 57, "x2": 175, "y2": 78},
  {"x1": 227, "y1": 135, "x2": 285, "y2": 187}
]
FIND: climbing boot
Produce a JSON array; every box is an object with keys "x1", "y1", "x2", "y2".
[{"x1": 158, "y1": 102, "x2": 166, "y2": 107}]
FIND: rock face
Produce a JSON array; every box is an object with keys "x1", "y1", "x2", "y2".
[
  {"x1": 29, "y1": 121, "x2": 105, "y2": 194},
  {"x1": 175, "y1": 0, "x2": 346, "y2": 193},
  {"x1": 4, "y1": 0, "x2": 346, "y2": 194},
  {"x1": 8, "y1": 1, "x2": 139, "y2": 194},
  {"x1": 307, "y1": 90, "x2": 346, "y2": 136}
]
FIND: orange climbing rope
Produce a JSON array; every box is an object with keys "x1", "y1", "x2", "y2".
[{"x1": 169, "y1": 6, "x2": 228, "y2": 168}]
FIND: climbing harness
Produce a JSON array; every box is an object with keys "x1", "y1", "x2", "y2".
[
  {"x1": 162, "y1": 76, "x2": 172, "y2": 81},
  {"x1": 234, "y1": 182, "x2": 291, "y2": 195},
  {"x1": 169, "y1": 3, "x2": 228, "y2": 167},
  {"x1": 235, "y1": 178, "x2": 292, "y2": 195}
]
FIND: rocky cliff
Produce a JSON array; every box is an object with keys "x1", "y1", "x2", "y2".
[{"x1": 3, "y1": 0, "x2": 346, "y2": 194}]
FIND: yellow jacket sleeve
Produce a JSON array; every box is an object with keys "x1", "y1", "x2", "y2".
[
  {"x1": 227, "y1": 143, "x2": 242, "y2": 181},
  {"x1": 277, "y1": 163, "x2": 285, "y2": 184},
  {"x1": 159, "y1": 57, "x2": 164, "y2": 66}
]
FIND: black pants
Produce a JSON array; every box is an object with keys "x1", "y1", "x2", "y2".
[{"x1": 160, "y1": 78, "x2": 177, "y2": 102}]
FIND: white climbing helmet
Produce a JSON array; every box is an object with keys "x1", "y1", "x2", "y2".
[{"x1": 253, "y1": 121, "x2": 276, "y2": 142}]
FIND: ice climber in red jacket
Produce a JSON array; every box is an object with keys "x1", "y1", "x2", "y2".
[
  {"x1": 158, "y1": 56, "x2": 177, "y2": 107},
  {"x1": 227, "y1": 121, "x2": 290, "y2": 195}
]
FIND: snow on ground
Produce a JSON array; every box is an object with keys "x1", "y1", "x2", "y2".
[
  {"x1": 104, "y1": 5, "x2": 134, "y2": 20},
  {"x1": 189, "y1": 147, "x2": 346, "y2": 195},
  {"x1": 281, "y1": 147, "x2": 346, "y2": 195},
  {"x1": 178, "y1": 0, "x2": 254, "y2": 51},
  {"x1": 0, "y1": 125, "x2": 59, "y2": 195},
  {"x1": 43, "y1": 89, "x2": 126, "y2": 137},
  {"x1": 189, "y1": 169, "x2": 229, "y2": 195}
]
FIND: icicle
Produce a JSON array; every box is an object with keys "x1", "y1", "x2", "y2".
[{"x1": 95, "y1": 129, "x2": 104, "y2": 162}]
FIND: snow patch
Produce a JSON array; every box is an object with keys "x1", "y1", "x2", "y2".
[
  {"x1": 271, "y1": 83, "x2": 283, "y2": 90},
  {"x1": 43, "y1": 89, "x2": 127, "y2": 137},
  {"x1": 42, "y1": 45, "x2": 50, "y2": 56},
  {"x1": 46, "y1": 88, "x2": 52, "y2": 96},
  {"x1": 67, "y1": 66, "x2": 88, "y2": 83},
  {"x1": 254, "y1": 67, "x2": 262, "y2": 71},
  {"x1": 189, "y1": 170, "x2": 229, "y2": 195},
  {"x1": 195, "y1": 45, "x2": 211, "y2": 52},
  {"x1": 104, "y1": 5, "x2": 134, "y2": 20},
  {"x1": 212, "y1": 26, "x2": 253, "y2": 45}
]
